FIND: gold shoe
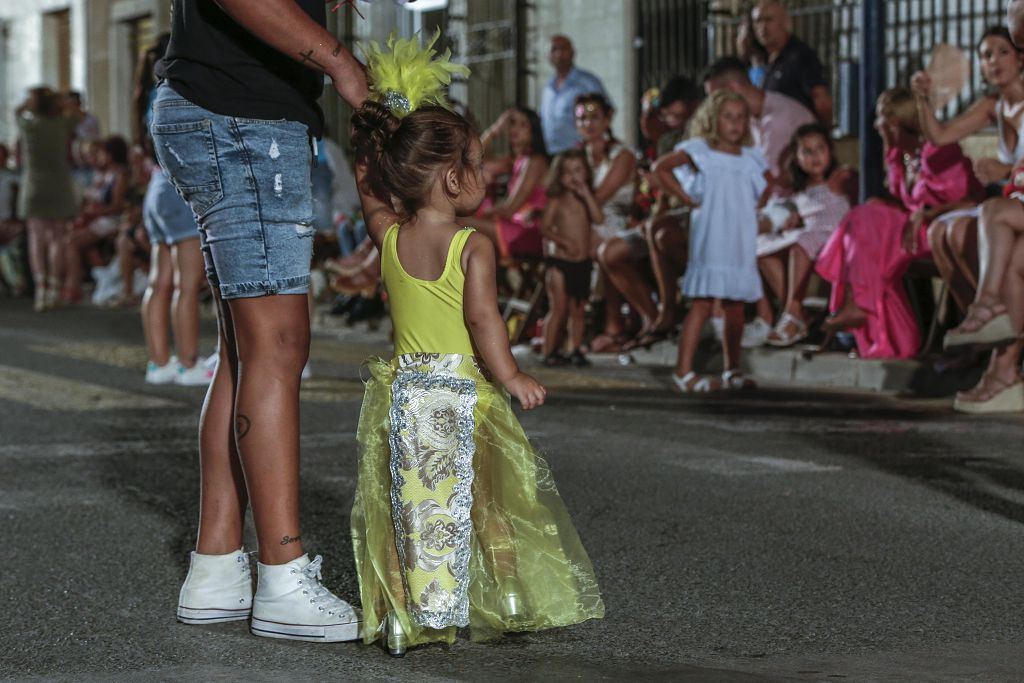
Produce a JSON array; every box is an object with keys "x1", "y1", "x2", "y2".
[{"x1": 385, "y1": 612, "x2": 407, "y2": 657}]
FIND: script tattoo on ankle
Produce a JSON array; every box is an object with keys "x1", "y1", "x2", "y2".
[
  {"x1": 299, "y1": 49, "x2": 327, "y2": 70},
  {"x1": 236, "y1": 414, "x2": 252, "y2": 440},
  {"x1": 280, "y1": 535, "x2": 301, "y2": 546}
]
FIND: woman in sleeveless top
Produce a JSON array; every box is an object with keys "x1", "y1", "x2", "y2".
[
  {"x1": 574, "y1": 93, "x2": 643, "y2": 353},
  {"x1": 465, "y1": 107, "x2": 549, "y2": 259},
  {"x1": 912, "y1": 26, "x2": 1024, "y2": 313}
]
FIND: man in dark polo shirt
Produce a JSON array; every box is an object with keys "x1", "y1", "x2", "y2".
[
  {"x1": 752, "y1": 0, "x2": 833, "y2": 126},
  {"x1": 151, "y1": 0, "x2": 369, "y2": 644}
]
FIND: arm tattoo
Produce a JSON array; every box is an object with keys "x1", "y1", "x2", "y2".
[
  {"x1": 280, "y1": 535, "x2": 301, "y2": 545},
  {"x1": 299, "y1": 49, "x2": 327, "y2": 70},
  {"x1": 236, "y1": 415, "x2": 252, "y2": 440},
  {"x1": 332, "y1": 41, "x2": 342, "y2": 58}
]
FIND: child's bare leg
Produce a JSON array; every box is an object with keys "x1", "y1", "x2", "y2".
[
  {"x1": 569, "y1": 297, "x2": 586, "y2": 351},
  {"x1": 758, "y1": 253, "x2": 786, "y2": 325},
  {"x1": 171, "y1": 239, "x2": 205, "y2": 367},
  {"x1": 674, "y1": 298, "x2": 713, "y2": 377},
  {"x1": 783, "y1": 246, "x2": 814, "y2": 319},
  {"x1": 542, "y1": 267, "x2": 568, "y2": 357},
  {"x1": 142, "y1": 244, "x2": 173, "y2": 366},
  {"x1": 721, "y1": 300, "x2": 745, "y2": 372}
]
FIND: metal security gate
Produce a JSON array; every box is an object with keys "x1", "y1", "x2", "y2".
[{"x1": 636, "y1": 0, "x2": 709, "y2": 94}]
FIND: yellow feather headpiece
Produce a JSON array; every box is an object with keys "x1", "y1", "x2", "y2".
[{"x1": 361, "y1": 30, "x2": 470, "y2": 118}]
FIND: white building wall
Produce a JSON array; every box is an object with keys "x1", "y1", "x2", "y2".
[
  {"x1": 528, "y1": 0, "x2": 637, "y2": 147},
  {"x1": 0, "y1": 0, "x2": 88, "y2": 143}
]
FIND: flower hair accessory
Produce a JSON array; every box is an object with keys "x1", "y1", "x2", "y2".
[{"x1": 361, "y1": 30, "x2": 470, "y2": 118}]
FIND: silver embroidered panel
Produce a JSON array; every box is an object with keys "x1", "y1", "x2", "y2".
[{"x1": 388, "y1": 359, "x2": 477, "y2": 629}]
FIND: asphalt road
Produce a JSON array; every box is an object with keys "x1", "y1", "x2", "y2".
[{"x1": 4, "y1": 299, "x2": 1024, "y2": 682}]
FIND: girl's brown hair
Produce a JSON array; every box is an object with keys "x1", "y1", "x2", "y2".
[
  {"x1": 687, "y1": 89, "x2": 753, "y2": 147},
  {"x1": 545, "y1": 149, "x2": 593, "y2": 198},
  {"x1": 351, "y1": 100, "x2": 478, "y2": 220}
]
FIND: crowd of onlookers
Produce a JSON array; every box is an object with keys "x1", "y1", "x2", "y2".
[{"x1": 6, "y1": 0, "x2": 1024, "y2": 413}]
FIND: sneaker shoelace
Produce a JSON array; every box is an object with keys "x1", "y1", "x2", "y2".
[{"x1": 296, "y1": 555, "x2": 355, "y2": 619}]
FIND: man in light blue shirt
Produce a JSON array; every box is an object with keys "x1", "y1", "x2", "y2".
[{"x1": 540, "y1": 35, "x2": 609, "y2": 154}]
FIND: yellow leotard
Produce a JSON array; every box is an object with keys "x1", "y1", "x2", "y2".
[{"x1": 381, "y1": 223, "x2": 476, "y2": 357}]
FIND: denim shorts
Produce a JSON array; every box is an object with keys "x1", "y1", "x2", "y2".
[
  {"x1": 149, "y1": 83, "x2": 314, "y2": 298},
  {"x1": 143, "y1": 168, "x2": 199, "y2": 245}
]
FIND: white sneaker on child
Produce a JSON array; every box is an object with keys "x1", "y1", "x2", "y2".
[
  {"x1": 145, "y1": 357, "x2": 179, "y2": 385},
  {"x1": 251, "y1": 554, "x2": 361, "y2": 642},
  {"x1": 741, "y1": 317, "x2": 772, "y2": 348},
  {"x1": 177, "y1": 549, "x2": 253, "y2": 624},
  {"x1": 203, "y1": 352, "x2": 219, "y2": 372},
  {"x1": 175, "y1": 361, "x2": 214, "y2": 386}
]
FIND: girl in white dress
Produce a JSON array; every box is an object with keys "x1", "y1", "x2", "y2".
[{"x1": 654, "y1": 89, "x2": 771, "y2": 392}]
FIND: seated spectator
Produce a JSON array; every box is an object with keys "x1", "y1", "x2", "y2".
[
  {"x1": 575, "y1": 93, "x2": 640, "y2": 353},
  {"x1": 114, "y1": 204, "x2": 150, "y2": 306},
  {"x1": 942, "y1": 182, "x2": 1024, "y2": 412},
  {"x1": 752, "y1": 0, "x2": 833, "y2": 125},
  {"x1": 912, "y1": 26, "x2": 1024, "y2": 314},
  {"x1": 606, "y1": 76, "x2": 703, "y2": 350},
  {"x1": 540, "y1": 35, "x2": 609, "y2": 154},
  {"x1": 63, "y1": 135, "x2": 131, "y2": 302},
  {"x1": 815, "y1": 87, "x2": 984, "y2": 359},
  {"x1": 465, "y1": 107, "x2": 549, "y2": 259},
  {"x1": 758, "y1": 124, "x2": 857, "y2": 347},
  {"x1": 540, "y1": 150, "x2": 603, "y2": 367}
]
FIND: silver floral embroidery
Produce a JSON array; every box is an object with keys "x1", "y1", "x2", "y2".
[{"x1": 389, "y1": 354, "x2": 477, "y2": 629}]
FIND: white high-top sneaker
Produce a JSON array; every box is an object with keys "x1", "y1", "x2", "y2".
[
  {"x1": 177, "y1": 549, "x2": 253, "y2": 624},
  {"x1": 250, "y1": 554, "x2": 361, "y2": 642}
]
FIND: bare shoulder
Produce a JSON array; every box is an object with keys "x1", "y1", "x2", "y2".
[{"x1": 461, "y1": 230, "x2": 495, "y2": 274}]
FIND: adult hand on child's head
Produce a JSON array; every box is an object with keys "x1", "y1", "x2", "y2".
[
  {"x1": 504, "y1": 372, "x2": 546, "y2": 411},
  {"x1": 910, "y1": 71, "x2": 932, "y2": 100}
]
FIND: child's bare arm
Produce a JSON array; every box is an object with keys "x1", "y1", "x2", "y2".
[
  {"x1": 652, "y1": 150, "x2": 696, "y2": 206},
  {"x1": 354, "y1": 160, "x2": 399, "y2": 250},
  {"x1": 574, "y1": 184, "x2": 605, "y2": 224},
  {"x1": 757, "y1": 171, "x2": 775, "y2": 208},
  {"x1": 462, "y1": 233, "x2": 546, "y2": 409}
]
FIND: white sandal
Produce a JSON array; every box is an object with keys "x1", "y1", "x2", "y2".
[
  {"x1": 766, "y1": 313, "x2": 808, "y2": 348},
  {"x1": 722, "y1": 369, "x2": 757, "y2": 391},
  {"x1": 671, "y1": 371, "x2": 721, "y2": 393}
]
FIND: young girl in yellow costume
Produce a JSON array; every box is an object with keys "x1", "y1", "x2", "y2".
[{"x1": 349, "y1": 33, "x2": 604, "y2": 656}]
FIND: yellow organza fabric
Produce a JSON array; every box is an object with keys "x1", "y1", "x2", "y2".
[{"x1": 351, "y1": 354, "x2": 605, "y2": 647}]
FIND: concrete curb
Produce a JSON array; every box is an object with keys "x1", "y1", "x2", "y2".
[{"x1": 622, "y1": 339, "x2": 981, "y2": 396}]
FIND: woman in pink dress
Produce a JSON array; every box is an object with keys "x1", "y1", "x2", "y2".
[
  {"x1": 467, "y1": 107, "x2": 549, "y2": 259},
  {"x1": 815, "y1": 87, "x2": 984, "y2": 358}
]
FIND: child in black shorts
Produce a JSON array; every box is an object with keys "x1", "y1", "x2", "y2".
[{"x1": 540, "y1": 150, "x2": 604, "y2": 366}]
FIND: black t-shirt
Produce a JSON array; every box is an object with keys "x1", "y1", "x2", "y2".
[
  {"x1": 157, "y1": 0, "x2": 327, "y2": 136},
  {"x1": 763, "y1": 36, "x2": 827, "y2": 115}
]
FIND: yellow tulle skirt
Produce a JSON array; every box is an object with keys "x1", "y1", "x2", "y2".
[{"x1": 351, "y1": 353, "x2": 605, "y2": 647}]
